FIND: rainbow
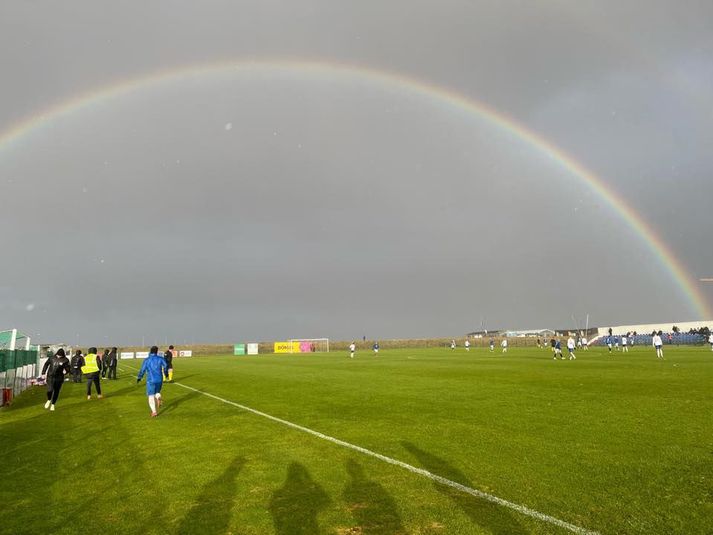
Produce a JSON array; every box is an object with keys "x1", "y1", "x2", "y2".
[{"x1": 1, "y1": 58, "x2": 709, "y2": 318}]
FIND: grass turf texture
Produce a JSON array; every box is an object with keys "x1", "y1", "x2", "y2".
[{"x1": 1, "y1": 346, "x2": 711, "y2": 534}]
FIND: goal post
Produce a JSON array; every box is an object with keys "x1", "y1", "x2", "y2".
[{"x1": 287, "y1": 338, "x2": 329, "y2": 353}]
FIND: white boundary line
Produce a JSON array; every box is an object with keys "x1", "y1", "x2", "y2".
[{"x1": 172, "y1": 380, "x2": 599, "y2": 535}]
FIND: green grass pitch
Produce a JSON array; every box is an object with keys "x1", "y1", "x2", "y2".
[{"x1": 1, "y1": 345, "x2": 711, "y2": 534}]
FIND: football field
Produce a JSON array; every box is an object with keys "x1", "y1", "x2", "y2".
[{"x1": 1, "y1": 346, "x2": 711, "y2": 534}]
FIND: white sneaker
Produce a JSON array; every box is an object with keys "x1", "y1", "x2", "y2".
[
  {"x1": 50, "y1": 404, "x2": 55, "y2": 411},
  {"x1": 44, "y1": 400, "x2": 51, "y2": 409}
]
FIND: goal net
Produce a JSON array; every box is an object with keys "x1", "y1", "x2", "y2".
[{"x1": 287, "y1": 338, "x2": 329, "y2": 353}]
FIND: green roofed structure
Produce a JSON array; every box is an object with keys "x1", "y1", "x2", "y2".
[
  {"x1": 1, "y1": 328, "x2": 39, "y2": 405},
  {"x1": 0, "y1": 329, "x2": 32, "y2": 350}
]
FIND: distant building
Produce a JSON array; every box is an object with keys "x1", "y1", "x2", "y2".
[
  {"x1": 467, "y1": 328, "x2": 555, "y2": 338},
  {"x1": 504, "y1": 329, "x2": 556, "y2": 338}
]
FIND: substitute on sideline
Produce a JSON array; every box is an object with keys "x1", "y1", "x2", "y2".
[{"x1": 137, "y1": 346, "x2": 169, "y2": 417}]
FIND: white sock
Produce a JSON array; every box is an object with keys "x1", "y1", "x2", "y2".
[{"x1": 148, "y1": 396, "x2": 156, "y2": 412}]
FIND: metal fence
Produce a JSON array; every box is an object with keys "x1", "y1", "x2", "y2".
[{"x1": 0, "y1": 349, "x2": 39, "y2": 406}]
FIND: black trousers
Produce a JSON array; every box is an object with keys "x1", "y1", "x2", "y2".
[
  {"x1": 107, "y1": 365, "x2": 117, "y2": 380},
  {"x1": 46, "y1": 377, "x2": 64, "y2": 404},
  {"x1": 86, "y1": 372, "x2": 101, "y2": 396},
  {"x1": 72, "y1": 369, "x2": 82, "y2": 383}
]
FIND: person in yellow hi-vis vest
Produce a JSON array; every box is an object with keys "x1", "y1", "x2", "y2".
[{"x1": 82, "y1": 347, "x2": 103, "y2": 400}]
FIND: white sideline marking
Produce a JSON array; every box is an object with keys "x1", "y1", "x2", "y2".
[{"x1": 174, "y1": 381, "x2": 599, "y2": 535}]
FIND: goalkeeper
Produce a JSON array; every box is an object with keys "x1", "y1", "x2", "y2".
[{"x1": 136, "y1": 346, "x2": 169, "y2": 417}]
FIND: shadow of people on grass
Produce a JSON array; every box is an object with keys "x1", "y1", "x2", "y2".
[
  {"x1": 342, "y1": 458, "x2": 406, "y2": 535},
  {"x1": 105, "y1": 383, "x2": 141, "y2": 398},
  {"x1": 161, "y1": 390, "x2": 201, "y2": 414},
  {"x1": 269, "y1": 462, "x2": 331, "y2": 535},
  {"x1": 402, "y1": 441, "x2": 526, "y2": 534},
  {"x1": 169, "y1": 373, "x2": 198, "y2": 382},
  {"x1": 176, "y1": 456, "x2": 246, "y2": 535}
]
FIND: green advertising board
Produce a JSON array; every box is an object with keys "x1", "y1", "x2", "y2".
[{"x1": 233, "y1": 344, "x2": 246, "y2": 356}]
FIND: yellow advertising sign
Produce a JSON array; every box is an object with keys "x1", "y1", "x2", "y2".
[{"x1": 274, "y1": 341, "x2": 294, "y2": 354}]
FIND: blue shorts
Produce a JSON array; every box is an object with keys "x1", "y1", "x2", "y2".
[
  {"x1": 655, "y1": 345, "x2": 662, "y2": 350},
  {"x1": 146, "y1": 381, "x2": 163, "y2": 396}
]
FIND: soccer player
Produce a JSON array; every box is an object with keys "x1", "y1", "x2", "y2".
[
  {"x1": 567, "y1": 337, "x2": 576, "y2": 360},
  {"x1": 489, "y1": 338, "x2": 495, "y2": 352},
  {"x1": 349, "y1": 342, "x2": 356, "y2": 359},
  {"x1": 372, "y1": 341, "x2": 379, "y2": 355},
  {"x1": 606, "y1": 336, "x2": 613, "y2": 353},
  {"x1": 554, "y1": 339, "x2": 564, "y2": 360},
  {"x1": 614, "y1": 337, "x2": 620, "y2": 351},
  {"x1": 581, "y1": 337, "x2": 588, "y2": 350},
  {"x1": 450, "y1": 339, "x2": 456, "y2": 350},
  {"x1": 536, "y1": 338, "x2": 542, "y2": 349},
  {"x1": 621, "y1": 335, "x2": 629, "y2": 352},
  {"x1": 708, "y1": 332, "x2": 713, "y2": 351},
  {"x1": 164, "y1": 345, "x2": 175, "y2": 382},
  {"x1": 137, "y1": 346, "x2": 169, "y2": 417},
  {"x1": 464, "y1": 339, "x2": 470, "y2": 352},
  {"x1": 501, "y1": 338, "x2": 508, "y2": 353},
  {"x1": 550, "y1": 337, "x2": 556, "y2": 354},
  {"x1": 652, "y1": 331, "x2": 664, "y2": 359}
]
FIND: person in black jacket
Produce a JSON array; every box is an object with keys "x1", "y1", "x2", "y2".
[
  {"x1": 106, "y1": 347, "x2": 118, "y2": 379},
  {"x1": 164, "y1": 345, "x2": 175, "y2": 383},
  {"x1": 42, "y1": 348, "x2": 71, "y2": 411},
  {"x1": 70, "y1": 350, "x2": 84, "y2": 383},
  {"x1": 100, "y1": 349, "x2": 110, "y2": 378}
]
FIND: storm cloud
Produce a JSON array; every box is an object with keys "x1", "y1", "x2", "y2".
[{"x1": 2, "y1": 1, "x2": 711, "y2": 344}]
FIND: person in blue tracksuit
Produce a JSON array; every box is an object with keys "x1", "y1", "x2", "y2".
[{"x1": 136, "y1": 346, "x2": 169, "y2": 417}]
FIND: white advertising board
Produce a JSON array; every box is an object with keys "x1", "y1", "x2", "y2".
[
  {"x1": 135, "y1": 352, "x2": 149, "y2": 359},
  {"x1": 179, "y1": 350, "x2": 192, "y2": 357},
  {"x1": 247, "y1": 343, "x2": 259, "y2": 355},
  {"x1": 120, "y1": 352, "x2": 134, "y2": 359}
]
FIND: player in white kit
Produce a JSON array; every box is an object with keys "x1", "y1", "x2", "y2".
[
  {"x1": 567, "y1": 337, "x2": 576, "y2": 360},
  {"x1": 621, "y1": 335, "x2": 629, "y2": 352},
  {"x1": 652, "y1": 332, "x2": 664, "y2": 359}
]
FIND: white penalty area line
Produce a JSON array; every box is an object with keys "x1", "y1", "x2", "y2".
[{"x1": 174, "y1": 381, "x2": 599, "y2": 535}]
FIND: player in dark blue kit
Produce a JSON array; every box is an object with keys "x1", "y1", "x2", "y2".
[
  {"x1": 137, "y1": 346, "x2": 169, "y2": 417},
  {"x1": 554, "y1": 339, "x2": 564, "y2": 360}
]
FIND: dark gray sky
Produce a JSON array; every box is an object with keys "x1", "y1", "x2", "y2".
[{"x1": 2, "y1": 1, "x2": 712, "y2": 345}]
